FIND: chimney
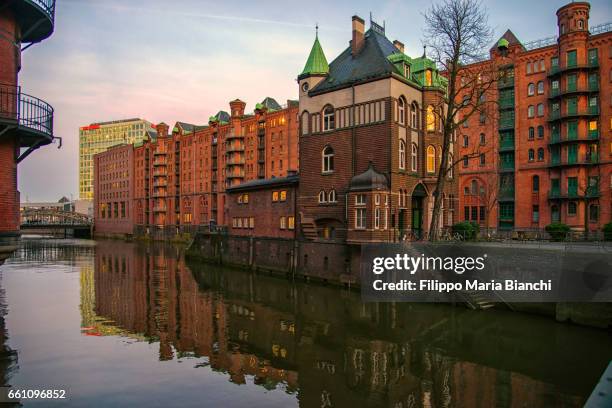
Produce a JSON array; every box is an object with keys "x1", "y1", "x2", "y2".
[
  {"x1": 393, "y1": 40, "x2": 404, "y2": 53},
  {"x1": 156, "y1": 122, "x2": 169, "y2": 138},
  {"x1": 352, "y1": 15, "x2": 365, "y2": 56}
]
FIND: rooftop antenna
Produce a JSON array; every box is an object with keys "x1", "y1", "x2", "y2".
[{"x1": 315, "y1": 22, "x2": 318, "y2": 37}]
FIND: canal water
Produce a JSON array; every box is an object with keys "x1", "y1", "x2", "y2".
[{"x1": 0, "y1": 238, "x2": 610, "y2": 407}]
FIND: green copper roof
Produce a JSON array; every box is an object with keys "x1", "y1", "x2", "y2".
[
  {"x1": 300, "y1": 35, "x2": 329, "y2": 77},
  {"x1": 498, "y1": 38, "x2": 509, "y2": 49}
]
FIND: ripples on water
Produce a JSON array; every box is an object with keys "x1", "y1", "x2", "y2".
[{"x1": 0, "y1": 238, "x2": 610, "y2": 407}]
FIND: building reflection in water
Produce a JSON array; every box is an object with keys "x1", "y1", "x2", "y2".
[{"x1": 88, "y1": 240, "x2": 609, "y2": 408}]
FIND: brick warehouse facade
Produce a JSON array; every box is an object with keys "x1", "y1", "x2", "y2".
[
  {"x1": 297, "y1": 16, "x2": 457, "y2": 243},
  {"x1": 94, "y1": 97, "x2": 299, "y2": 238},
  {"x1": 94, "y1": 143, "x2": 135, "y2": 236},
  {"x1": 0, "y1": 1, "x2": 56, "y2": 263},
  {"x1": 457, "y1": 2, "x2": 612, "y2": 234}
]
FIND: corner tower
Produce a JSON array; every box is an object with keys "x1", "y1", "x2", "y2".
[{"x1": 0, "y1": 0, "x2": 56, "y2": 263}]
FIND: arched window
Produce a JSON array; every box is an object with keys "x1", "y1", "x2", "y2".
[
  {"x1": 322, "y1": 146, "x2": 334, "y2": 173},
  {"x1": 411, "y1": 143, "x2": 418, "y2": 172},
  {"x1": 537, "y1": 81, "x2": 544, "y2": 94},
  {"x1": 301, "y1": 111, "x2": 309, "y2": 135},
  {"x1": 323, "y1": 105, "x2": 335, "y2": 131},
  {"x1": 528, "y1": 127, "x2": 535, "y2": 140},
  {"x1": 318, "y1": 190, "x2": 326, "y2": 203},
  {"x1": 426, "y1": 145, "x2": 436, "y2": 173},
  {"x1": 532, "y1": 175, "x2": 539, "y2": 192},
  {"x1": 528, "y1": 105, "x2": 535, "y2": 118},
  {"x1": 398, "y1": 97, "x2": 406, "y2": 125},
  {"x1": 399, "y1": 139, "x2": 406, "y2": 170},
  {"x1": 410, "y1": 102, "x2": 418, "y2": 128},
  {"x1": 528, "y1": 148, "x2": 534, "y2": 161},
  {"x1": 328, "y1": 189, "x2": 337, "y2": 203},
  {"x1": 528, "y1": 83, "x2": 535, "y2": 96},
  {"x1": 426, "y1": 105, "x2": 435, "y2": 131},
  {"x1": 537, "y1": 147, "x2": 544, "y2": 161}
]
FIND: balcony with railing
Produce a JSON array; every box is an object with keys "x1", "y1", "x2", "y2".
[
  {"x1": 547, "y1": 59, "x2": 599, "y2": 77},
  {"x1": 548, "y1": 106, "x2": 599, "y2": 122},
  {"x1": 549, "y1": 153, "x2": 598, "y2": 168},
  {"x1": 499, "y1": 136, "x2": 515, "y2": 151},
  {"x1": 0, "y1": 83, "x2": 54, "y2": 148},
  {"x1": 549, "y1": 130, "x2": 599, "y2": 145},
  {"x1": 497, "y1": 77, "x2": 514, "y2": 89},
  {"x1": 498, "y1": 187, "x2": 515, "y2": 201},
  {"x1": 11, "y1": 0, "x2": 56, "y2": 43}
]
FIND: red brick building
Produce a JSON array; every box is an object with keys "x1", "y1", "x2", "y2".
[
  {"x1": 226, "y1": 173, "x2": 298, "y2": 239},
  {"x1": 94, "y1": 97, "x2": 299, "y2": 237},
  {"x1": 297, "y1": 17, "x2": 457, "y2": 243},
  {"x1": 0, "y1": 1, "x2": 56, "y2": 261},
  {"x1": 94, "y1": 143, "x2": 135, "y2": 237},
  {"x1": 457, "y1": 1, "x2": 612, "y2": 234}
]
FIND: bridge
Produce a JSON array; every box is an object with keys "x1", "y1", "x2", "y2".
[{"x1": 20, "y1": 208, "x2": 93, "y2": 238}]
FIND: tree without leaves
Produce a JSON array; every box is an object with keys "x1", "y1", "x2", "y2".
[{"x1": 422, "y1": 0, "x2": 502, "y2": 241}]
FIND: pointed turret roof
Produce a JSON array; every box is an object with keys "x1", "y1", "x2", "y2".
[{"x1": 299, "y1": 32, "x2": 329, "y2": 79}]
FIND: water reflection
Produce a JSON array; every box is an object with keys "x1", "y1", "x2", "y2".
[{"x1": 88, "y1": 239, "x2": 610, "y2": 408}]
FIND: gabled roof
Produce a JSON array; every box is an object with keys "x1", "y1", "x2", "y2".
[
  {"x1": 490, "y1": 29, "x2": 524, "y2": 52},
  {"x1": 260, "y1": 97, "x2": 281, "y2": 111},
  {"x1": 145, "y1": 129, "x2": 158, "y2": 140},
  {"x1": 175, "y1": 122, "x2": 207, "y2": 134},
  {"x1": 311, "y1": 28, "x2": 399, "y2": 94},
  {"x1": 299, "y1": 34, "x2": 329, "y2": 79}
]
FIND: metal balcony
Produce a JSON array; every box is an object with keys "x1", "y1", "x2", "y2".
[
  {"x1": 548, "y1": 107, "x2": 599, "y2": 122},
  {"x1": 547, "y1": 60, "x2": 599, "y2": 77},
  {"x1": 11, "y1": 0, "x2": 56, "y2": 43},
  {"x1": 0, "y1": 83, "x2": 54, "y2": 148}
]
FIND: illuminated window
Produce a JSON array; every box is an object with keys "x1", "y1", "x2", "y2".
[
  {"x1": 280, "y1": 191, "x2": 287, "y2": 201},
  {"x1": 426, "y1": 145, "x2": 436, "y2": 173},
  {"x1": 426, "y1": 105, "x2": 435, "y2": 131},
  {"x1": 288, "y1": 216, "x2": 295, "y2": 230},
  {"x1": 272, "y1": 191, "x2": 279, "y2": 202},
  {"x1": 425, "y1": 69, "x2": 432, "y2": 86}
]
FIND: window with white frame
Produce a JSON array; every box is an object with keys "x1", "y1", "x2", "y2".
[
  {"x1": 410, "y1": 102, "x2": 418, "y2": 128},
  {"x1": 399, "y1": 140, "x2": 406, "y2": 170},
  {"x1": 355, "y1": 208, "x2": 366, "y2": 229},
  {"x1": 374, "y1": 207, "x2": 380, "y2": 229},
  {"x1": 355, "y1": 194, "x2": 366, "y2": 205},
  {"x1": 328, "y1": 189, "x2": 337, "y2": 203},
  {"x1": 411, "y1": 143, "x2": 418, "y2": 172},
  {"x1": 398, "y1": 97, "x2": 406, "y2": 125},
  {"x1": 318, "y1": 190, "x2": 326, "y2": 203},
  {"x1": 322, "y1": 146, "x2": 334, "y2": 173},
  {"x1": 323, "y1": 105, "x2": 335, "y2": 131}
]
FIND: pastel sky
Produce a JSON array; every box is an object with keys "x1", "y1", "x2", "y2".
[{"x1": 17, "y1": 0, "x2": 612, "y2": 201}]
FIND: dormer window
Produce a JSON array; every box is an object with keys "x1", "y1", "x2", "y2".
[
  {"x1": 403, "y1": 63, "x2": 410, "y2": 78},
  {"x1": 301, "y1": 82, "x2": 309, "y2": 92}
]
